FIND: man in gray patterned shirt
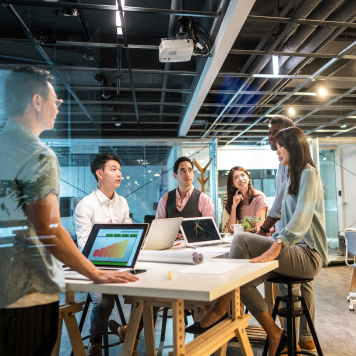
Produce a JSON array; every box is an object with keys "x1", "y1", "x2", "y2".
[{"x1": 0, "y1": 67, "x2": 138, "y2": 356}]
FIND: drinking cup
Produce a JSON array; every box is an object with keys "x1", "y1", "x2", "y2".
[{"x1": 230, "y1": 224, "x2": 243, "y2": 235}]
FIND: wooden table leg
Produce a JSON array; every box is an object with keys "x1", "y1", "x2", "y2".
[
  {"x1": 143, "y1": 305, "x2": 156, "y2": 356},
  {"x1": 232, "y1": 288, "x2": 253, "y2": 356},
  {"x1": 64, "y1": 311, "x2": 86, "y2": 356},
  {"x1": 51, "y1": 291, "x2": 86, "y2": 356},
  {"x1": 172, "y1": 299, "x2": 185, "y2": 356},
  {"x1": 121, "y1": 299, "x2": 145, "y2": 356}
]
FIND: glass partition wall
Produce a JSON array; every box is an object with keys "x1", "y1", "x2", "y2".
[
  {"x1": 38, "y1": 139, "x2": 217, "y2": 243},
  {"x1": 319, "y1": 139, "x2": 356, "y2": 264}
]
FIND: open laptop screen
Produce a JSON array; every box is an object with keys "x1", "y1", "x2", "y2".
[
  {"x1": 181, "y1": 217, "x2": 220, "y2": 244},
  {"x1": 82, "y1": 224, "x2": 148, "y2": 268}
]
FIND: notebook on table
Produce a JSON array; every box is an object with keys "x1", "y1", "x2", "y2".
[
  {"x1": 180, "y1": 217, "x2": 231, "y2": 248},
  {"x1": 64, "y1": 223, "x2": 149, "y2": 280},
  {"x1": 143, "y1": 217, "x2": 183, "y2": 250}
]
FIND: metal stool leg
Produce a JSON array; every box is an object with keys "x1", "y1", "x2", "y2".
[
  {"x1": 103, "y1": 328, "x2": 109, "y2": 356},
  {"x1": 114, "y1": 295, "x2": 126, "y2": 325},
  {"x1": 160, "y1": 308, "x2": 168, "y2": 342},
  {"x1": 300, "y1": 297, "x2": 324, "y2": 356},
  {"x1": 262, "y1": 296, "x2": 282, "y2": 356}
]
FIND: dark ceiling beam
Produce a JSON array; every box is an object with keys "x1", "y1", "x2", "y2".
[
  {"x1": 0, "y1": 1, "x2": 101, "y2": 134},
  {"x1": 208, "y1": 89, "x2": 356, "y2": 97},
  {"x1": 229, "y1": 49, "x2": 356, "y2": 60},
  {"x1": 189, "y1": 128, "x2": 346, "y2": 133},
  {"x1": 54, "y1": 121, "x2": 181, "y2": 125},
  {"x1": 54, "y1": 128, "x2": 178, "y2": 132},
  {"x1": 216, "y1": 72, "x2": 356, "y2": 81},
  {"x1": 200, "y1": 103, "x2": 356, "y2": 109},
  {"x1": 55, "y1": 85, "x2": 356, "y2": 97},
  {"x1": 0, "y1": 54, "x2": 66, "y2": 66},
  {"x1": 63, "y1": 101, "x2": 187, "y2": 106},
  {"x1": 0, "y1": 38, "x2": 158, "y2": 49},
  {"x1": 247, "y1": 15, "x2": 356, "y2": 29},
  {"x1": 56, "y1": 112, "x2": 184, "y2": 117},
  {"x1": 5, "y1": 1, "x2": 220, "y2": 18},
  {"x1": 54, "y1": 86, "x2": 193, "y2": 93}
]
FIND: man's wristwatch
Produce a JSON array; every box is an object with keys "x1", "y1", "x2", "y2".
[
  {"x1": 260, "y1": 225, "x2": 270, "y2": 233},
  {"x1": 274, "y1": 238, "x2": 286, "y2": 248}
]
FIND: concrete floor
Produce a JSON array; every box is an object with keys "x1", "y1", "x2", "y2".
[{"x1": 59, "y1": 264, "x2": 356, "y2": 356}]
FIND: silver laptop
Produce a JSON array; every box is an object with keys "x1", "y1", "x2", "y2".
[
  {"x1": 180, "y1": 217, "x2": 231, "y2": 248},
  {"x1": 143, "y1": 217, "x2": 183, "y2": 250},
  {"x1": 64, "y1": 223, "x2": 149, "y2": 280}
]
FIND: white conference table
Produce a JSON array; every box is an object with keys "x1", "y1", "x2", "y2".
[{"x1": 60, "y1": 257, "x2": 278, "y2": 356}]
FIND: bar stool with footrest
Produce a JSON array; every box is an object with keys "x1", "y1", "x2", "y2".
[
  {"x1": 70, "y1": 293, "x2": 127, "y2": 356},
  {"x1": 262, "y1": 276, "x2": 323, "y2": 356}
]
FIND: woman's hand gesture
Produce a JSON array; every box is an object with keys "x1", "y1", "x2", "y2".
[{"x1": 232, "y1": 189, "x2": 244, "y2": 207}]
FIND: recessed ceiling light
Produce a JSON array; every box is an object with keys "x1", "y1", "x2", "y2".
[
  {"x1": 318, "y1": 88, "x2": 327, "y2": 96},
  {"x1": 148, "y1": 170, "x2": 152, "y2": 173},
  {"x1": 126, "y1": 176, "x2": 130, "y2": 179},
  {"x1": 115, "y1": 123, "x2": 121, "y2": 126},
  {"x1": 289, "y1": 108, "x2": 296, "y2": 115},
  {"x1": 154, "y1": 174, "x2": 160, "y2": 177}
]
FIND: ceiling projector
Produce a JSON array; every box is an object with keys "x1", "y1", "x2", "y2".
[{"x1": 159, "y1": 38, "x2": 194, "y2": 63}]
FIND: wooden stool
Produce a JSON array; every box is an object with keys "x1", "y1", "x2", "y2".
[
  {"x1": 262, "y1": 276, "x2": 323, "y2": 356},
  {"x1": 70, "y1": 294, "x2": 126, "y2": 356}
]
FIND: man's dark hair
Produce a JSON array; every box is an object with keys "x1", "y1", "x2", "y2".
[
  {"x1": 174, "y1": 157, "x2": 193, "y2": 174},
  {"x1": 90, "y1": 153, "x2": 122, "y2": 182},
  {"x1": 4, "y1": 66, "x2": 54, "y2": 118},
  {"x1": 269, "y1": 115, "x2": 295, "y2": 128}
]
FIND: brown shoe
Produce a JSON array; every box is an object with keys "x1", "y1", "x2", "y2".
[
  {"x1": 87, "y1": 340, "x2": 102, "y2": 356},
  {"x1": 299, "y1": 339, "x2": 316, "y2": 352},
  {"x1": 118, "y1": 324, "x2": 128, "y2": 340}
]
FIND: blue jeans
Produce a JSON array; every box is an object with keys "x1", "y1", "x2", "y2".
[{"x1": 89, "y1": 293, "x2": 115, "y2": 336}]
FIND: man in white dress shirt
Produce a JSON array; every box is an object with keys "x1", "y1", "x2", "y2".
[{"x1": 75, "y1": 153, "x2": 133, "y2": 356}]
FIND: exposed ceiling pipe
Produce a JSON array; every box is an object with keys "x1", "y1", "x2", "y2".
[
  {"x1": 158, "y1": 0, "x2": 180, "y2": 123},
  {"x1": 213, "y1": 0, "x2": 348, "y2": 137},
  {"x1": 209, "y1": 0, "x2": 322, "y2": 136}
]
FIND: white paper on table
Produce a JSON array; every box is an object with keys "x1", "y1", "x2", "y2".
[
  {"x1": 180, "y1": 262, "x2": 245, "y2": 274},
  {"x1": 138, "y1": 250, "x2": 203, "y2": 264}
]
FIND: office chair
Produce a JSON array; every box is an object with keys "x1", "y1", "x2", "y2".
[{"x1": 344, "y1": 229, "x2": 356, "y2": 311}]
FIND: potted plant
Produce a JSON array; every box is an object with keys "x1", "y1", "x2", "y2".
[{"x1": 240, "y1": 216, "x2": 262, "y2": 233}]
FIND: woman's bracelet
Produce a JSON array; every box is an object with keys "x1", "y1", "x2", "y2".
[{"x1": 260, "y1": 225, "x2": 270, "y2": 233}]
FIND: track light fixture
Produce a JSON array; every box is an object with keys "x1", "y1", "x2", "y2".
[{"x1": 272, "y1": 55, "x2": 279, "y2": 76}]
